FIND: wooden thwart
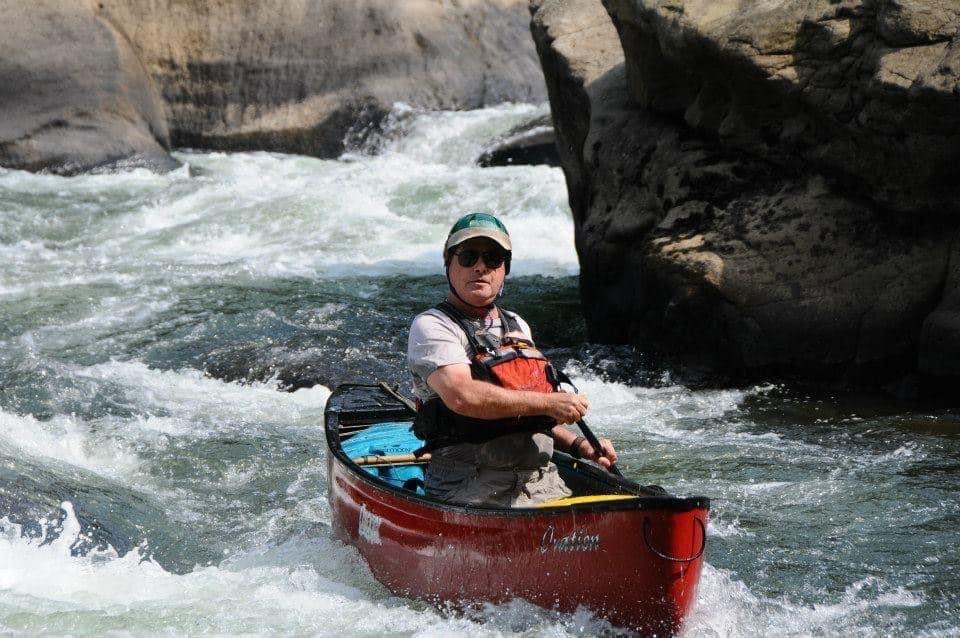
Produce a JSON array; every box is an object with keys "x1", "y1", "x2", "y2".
[{"x1": 353, "y1": 453, "x2": 431, "y2": 466}]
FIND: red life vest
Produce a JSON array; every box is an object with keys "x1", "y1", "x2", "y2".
[{"x1": 412, "y1": 301, "x2": 559, "y2": 449}]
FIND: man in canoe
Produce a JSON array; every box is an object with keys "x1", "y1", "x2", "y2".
[{"x1": 407, "y1": 212, "x2": 617, "y2": 507}]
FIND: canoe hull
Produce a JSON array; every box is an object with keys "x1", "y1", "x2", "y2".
[
  {"x1": 329, "y1": 454, "x2": 706, "y2": 634},
  {"x1": 325, "y1": 385, "x2": 708, "y2": 634}
]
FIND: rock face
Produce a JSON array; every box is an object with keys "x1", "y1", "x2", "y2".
[
  {"x1": 98, "y1": 0, "x2": 547, "y2": 158},
  {"x1": 2, "y1": 1, "x2": 547, "y2": 173},
  {"x1": 0, "y1": 0, "x2": 178, "y2": 175},
  {"x1": 608, "y1": 0, "x2": 960, "y2": 216},
  {"x1": 532, "y1": 0, "x2": 960, "y2": 390}
]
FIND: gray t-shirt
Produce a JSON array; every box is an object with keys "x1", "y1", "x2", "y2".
[{"x1": 406, "y1": 306, "x2": 553, "y2": 469}]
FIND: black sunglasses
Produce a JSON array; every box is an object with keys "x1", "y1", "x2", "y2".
[{"x1": 455, "y1": 248, "x2": 508, "y2": 269}]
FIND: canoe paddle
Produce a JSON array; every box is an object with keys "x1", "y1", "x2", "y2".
[
  {"x1": 575, "y1": 418, "x2": 661, "y2": 496},
  {"x1": 576, "y1": 418, "x2": 624, "y2": 478},
  {"x1": 379, "y1": 381, "x2": 418, "y2": 415},
  {"x1": 552, "y1": 370, "x2": 629, "y2": 479}
]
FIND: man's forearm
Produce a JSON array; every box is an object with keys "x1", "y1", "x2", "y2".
[
  {"x1": 427, "y1": 364, "x2": 587, "y2": 425},
  {"x1": 443, "y1": 378, "x2": 552, "y2": 419},
  {"x1": 551, "y1": 425, "x2": 577, "y2": 450}
]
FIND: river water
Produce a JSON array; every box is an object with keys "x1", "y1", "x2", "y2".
[{"x1": 1, "y1": 103, "x2": 957, "y2": 636}]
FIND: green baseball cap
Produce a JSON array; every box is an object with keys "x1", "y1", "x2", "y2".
[{"x1": 443, "y1": 212, "x2": 512, "y2": 255}]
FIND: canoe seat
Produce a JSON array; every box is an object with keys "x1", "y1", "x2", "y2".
[{"x1": 536, "y1": 494, "x2": 639, "y2": 508}]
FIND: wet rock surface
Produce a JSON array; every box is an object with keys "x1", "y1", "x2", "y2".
[{"x1": 532, "y1": 0, "x2": 960, "y2": 392}]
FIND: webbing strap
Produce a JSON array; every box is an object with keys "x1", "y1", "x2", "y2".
[
  {"x1": 500, "y1": 308, "x2": 521, "y2": 333},
  {"x1": 434, "y1": 301, "x2": 522, "y2": 356},
  {"x1": 434, "y1": 301, "x2": 487, "y2": 355}
]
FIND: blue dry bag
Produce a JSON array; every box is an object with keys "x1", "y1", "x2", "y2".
[{"x1": 340, "y1": 422, "x2": 425, "y2": 494}]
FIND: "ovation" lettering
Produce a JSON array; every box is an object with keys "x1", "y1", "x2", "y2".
[{"x1": 539, "y1": 524, "x2": 601, "y2": 553}]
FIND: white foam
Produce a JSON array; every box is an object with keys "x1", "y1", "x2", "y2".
[
  {"x1": 22, "y1": 288, "x2": 177, "y2": 354},
  {"x1": 66, "y1": 360, "x2": 330, "y2": 438},
  {"x1": 565, "y1": 363, "x2": 752, "y2": 414},
  {"x1": 560, "y1": 366, "x2": 798, "y2": 450},
  {"x1": 376, "y1": 101, "x2": 548, "y2": 166},
  {"x1": 0, "y1": 411, "x2": 141, "y2": 482},
  {"x1": 863, "y1": 443, "x2": 926, "y2": 465},
  {"x1": 0, "y1": 503, "x2": 589, "y2": 635},
  {"x1": 736, "y1": 481, "x2": 795, "y2": 495},
  {"x1": 1, "y1": 103, "x2": 577, "y2": 301},
  {"x1": 685, "y1": 564, "x2": 923, "y2": 637},
  {"x1": 281, "y1": 303, "x2": 348, "y2": 331},
  {"x1": 0, "y1": 362, "x2": 331, "y2": 512},
  {"x1": 707, "y1": 517, "x2": 755, "y2": 539}
]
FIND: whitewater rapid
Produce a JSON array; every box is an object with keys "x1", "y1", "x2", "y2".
[{"x1": 1, "y1": 103, "x2": 957, "y2": 636}]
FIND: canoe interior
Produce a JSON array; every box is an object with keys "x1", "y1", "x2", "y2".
[{"x1": 325, "y1": 383, "x2": 709, "y2": 512}]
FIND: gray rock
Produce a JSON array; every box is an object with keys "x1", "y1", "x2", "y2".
[
  {"x1": 919, "y1": 235, "x2": 960, "y2": 378},
  {"x1": 603, "y1": 0, "x2": 960, "y2": 216},
  {"x1": 2, "y1": 1, "x2": 547, "y2": 172},
  {"x1": 478, "y1": 114, "x2": 559, "y2": 166},
  {"x1": 98, "y1": 0, "x2": 548, "y2": 158},
  {"x1": 532, "y1": 0, "x2": 960, "y2": 389},
  {"x1": 0, "y1": 0, "x2": 179, "y2": 175}
]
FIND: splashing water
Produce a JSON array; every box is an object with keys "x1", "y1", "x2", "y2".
[{"x1": 1, "y1": 103, "x2": 959, "y2": 635}]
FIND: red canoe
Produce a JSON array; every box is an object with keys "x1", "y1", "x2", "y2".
[{"x1": 324, "y1": 384, "x2": 710, "y2": 635}]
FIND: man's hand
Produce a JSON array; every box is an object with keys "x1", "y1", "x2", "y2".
[
  {"x1": 573, "y1": 436, "x2": 618, "y2": 469},
  {"x1": 543, "y1": 392, "x2": 589, "y2": 425}
]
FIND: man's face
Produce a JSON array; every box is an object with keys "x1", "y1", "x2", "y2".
[{"x1": 447, "y1": 238, "x2": 508, "y2": 307}]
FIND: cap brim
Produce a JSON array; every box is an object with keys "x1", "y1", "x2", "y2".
[{"x1": 444, "y1": 227, "x2": 512, "y2": 253}]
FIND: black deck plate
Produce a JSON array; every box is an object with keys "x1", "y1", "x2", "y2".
[{"x1": 325, "y1": 384, "x2": 414, "y2": 426}]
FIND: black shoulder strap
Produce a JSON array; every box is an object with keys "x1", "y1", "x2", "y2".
[
  {"x1": 498, "y1": 307, "x2": 522, "y2": 334},
  {"x1": 434, "y1": 301, "x2": 489, "y2": 355},
  {"x1": 434, "y1": 302, "x2": 526, "y2": 354}
]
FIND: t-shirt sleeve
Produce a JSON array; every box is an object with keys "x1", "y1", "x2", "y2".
[{"x1": 407, "y1": 311, "x2": 471, "y2": 384}]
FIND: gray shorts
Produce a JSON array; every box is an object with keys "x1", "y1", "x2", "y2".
[{"x1": 425, "y1": 458, "x2": 572, "y2": 508}]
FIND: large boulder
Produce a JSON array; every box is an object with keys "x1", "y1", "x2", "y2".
[
  {"x1": 98, "y1": 0, "x2": 548, "y2": 157},
  {"x1": 2, "y1": 1, "x2": 547, "y2": 173},
  {"x1": 0, "y1": 0, "x2": 178, "y2": 175},
  {"x1": 605, "y1": 0, "x2": 960, "y2": 216},
  {"x1": 532, "y1": 0, "x2": 960, "y2": 390}
]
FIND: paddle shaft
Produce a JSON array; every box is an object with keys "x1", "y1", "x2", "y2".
[
  {"x1": 576, "y1": 420, "x2": 649, "y2": 494},
  {"x1": 552, "y1": 372, "x2": 625, "y2": 478},
  {"x1": 378, "y1": 381, "x2": 418, "y2": 414}
]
